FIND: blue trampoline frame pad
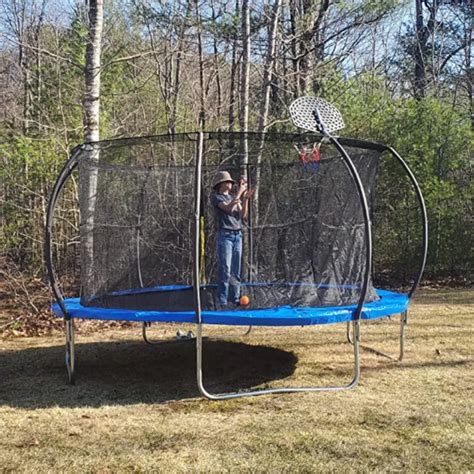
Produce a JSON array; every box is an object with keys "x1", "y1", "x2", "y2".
[{"x1": 53, "y1": 289, "x2": 409, "y2": 327}]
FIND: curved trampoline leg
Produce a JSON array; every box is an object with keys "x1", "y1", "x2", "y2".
[
  {"x1": 351, "y1": 319, "x2": 361, "y2": 386},
  {"x1": 142, "y1": 322, "x2": 161, "y2": 345},
  {"x1": 210, "y1": 325, "x2": 252, "y2": 340},
  {"x1": 399, "y1": 311, "x2": 408, "y2": 361},
  {"x1": 196, "y1": 320, "x2": 360, "y2": 400},
  {"x1": 346, "y1": 321, "x2": 354, "y2": 344},
  {"x1": 65, "y1": 318, "x2": 75, "y2": 385},
  {"x1": 143, "y1": 320, "x2": 252, "y2": 345},
  {"x1": 352, "y1": 312, "x2": 408, "y2": 361},
  {"x1": 142, "y1": 322, "x2": 197, "y2": 345}
]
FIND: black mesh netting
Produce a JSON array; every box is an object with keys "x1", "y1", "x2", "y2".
[{"x1": 78, "y1": 133, "x2": 381, "y2": 311}]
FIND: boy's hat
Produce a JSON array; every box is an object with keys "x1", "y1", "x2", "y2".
[{"x1": 213, "y1": 171, "x2": 236, "y2": 189}]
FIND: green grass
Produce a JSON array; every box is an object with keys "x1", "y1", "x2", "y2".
[{"x1": 0, "y1": 289, "x2": 473, "y2": 472}]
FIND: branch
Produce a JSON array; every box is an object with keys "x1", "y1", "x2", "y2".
[
  {"x1": 439, "y1": 42, "x2": 472, "y2": 73},
  {"x1": 307, "y1": 14, "x2": 385, "y2": 61},
  {"x1": 6, "y1": 38, "x2": 83, "y2": 69},
  {"x1": 102, "y1": 50, "x2": 158, "y2": 69},
  {"x1": 289, "y1": 13, "x2": 388, "y2": 62}
]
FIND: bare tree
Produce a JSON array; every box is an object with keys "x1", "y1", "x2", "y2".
[
  {"x1": 1, "y1": 0, "x2": 48, "y2": 133},
  {"x1": 257, "y1": 1, "x2": 282, "y2": 136},
  {"x1": 82, "y1": 0, "x2": 104, "y2": 291},
  {"x1": 254, "y1": 0, "x2": 282, "y2": 225},
  {"x1": 211, "y1": 1, "x2": 223, "y2": 126},
  {"x1": 239, "y1": 0, "x2": 250, "y2": 166},
  {"x1": 83, "y1": 0, "x2": 103, "y2": 143},
  {"x1": 194, "y1": 0, "x2": 206, "y2": 129},
  {"x1": 414, "y1": 0, "x2": 429, "y2": 99},
  {"x1": 228, "y1": 0, "x2": 239, "y2": 132}
]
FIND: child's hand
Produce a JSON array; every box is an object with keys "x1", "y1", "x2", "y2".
[{"x1": 238, "y1": 180, "x2": 248, "y2": 196}]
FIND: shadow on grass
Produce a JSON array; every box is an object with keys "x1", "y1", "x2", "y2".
[{"x1": 0, "y1": 338, "x2": 297, "y2": 408}]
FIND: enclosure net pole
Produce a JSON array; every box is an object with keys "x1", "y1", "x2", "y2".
[
  {"x1": 386, "y1": 147, "x2": 428, "y2": 299},
  {"x1": 44, "y1": 146, "x2": 82, "y2": 317},
  {"x1": 246, "y1": 161, "x2": 253, "y2": 285}
]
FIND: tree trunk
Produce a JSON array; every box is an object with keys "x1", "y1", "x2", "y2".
[
  {"x1": 195, "y1": 0, "x2": 206, "y2": 129},
  {"x1": 257, "y1": 0, "x2": 282, "y2": 136},
  {"x1": 312, "y1": 0, "x2": 330, "y2": 94},
  {"x1": 254, "y1": 0, "x2": 282, "y2": 224},
  {"x1": 289, "y1": 3, "x2": 300, "y2": 98},
  {"x1": 465, "y1": 7, "x2": 473, "y2": 130},
  {"x1": 84, "y1": 0, "x2": 103, "y2": 143},
  {"x1": 228, "y1": 0, "x2": 240, "y2": 133},
  {"x1": 414, "y1": 0, "x2": 427, "y2": 99},
  {"x1": 212, "y1": 6, "x2": 223, "y2": 129},
  {"x1": 228, "y1": 41, "x2": 238, "y2": 132},
  {"x1": 33, "y1": 0, "x2": 46, "y2": 130},
  {"x1": 170, "y1": 48, "x2": 182, "y2": 135},
  {"x1": 82, "y1": 0, "x2": 104, "y2": 294},
  {"x1": 239, "y1": 0, "x2": 250, "y2": 167}
]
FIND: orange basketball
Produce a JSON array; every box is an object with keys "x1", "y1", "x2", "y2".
[{"x1": 240, "y1": 295, "x2": 250, "y2": 306}]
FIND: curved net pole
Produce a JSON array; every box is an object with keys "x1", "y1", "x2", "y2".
[
  {"x1": 326, "y1": 139, "x2": 372, "y2": 321},
  {"x1": 195, "y1": 102, "x2": 372, "y2": 398},
  {"x1": 385, "y1": 147, "x2": 428, "y2": 299},
  {"x1": 45, "y1": 146, "x2": 83, "y2": 384},
  {"x1": 289, "y1": 97, "x2": 372, "y2": 322},
  {"x1": 371, "y1": 147, "x2": 426, "y2": 362},
  {"x1": 347, "y1": 146, "x2": 428, "y2": 360}
]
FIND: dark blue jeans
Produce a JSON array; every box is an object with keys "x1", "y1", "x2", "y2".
[{"x1": 217, "y1": 230, "x2": 242, "y2": 306}]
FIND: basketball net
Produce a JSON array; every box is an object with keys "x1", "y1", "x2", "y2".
[{"x1": 296, "y1": 142, "x2": 321, "y2": 173}]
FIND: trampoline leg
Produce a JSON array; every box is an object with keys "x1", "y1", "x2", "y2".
[
  {"x1": 346, "y1": 321, "x2": 354, "y2": 344},
  {"x1": 210, "y1": 325, "x2": 252, "y2": 340},
  {"x1": 65, "y1": 318, "x2": 75, "y2": 385},
  {"x1": 195, "y1": 319, "x2": 361, "y2": 400},
  {"x1": 142, "y1": 322, "x2": 198, "y2": 345},
  {"x1": 399, "y1": 310, "x2": 408, "y2": 361},
  {"x1": 142, "y1": 322, "x2": 161, "y2": 345},
  {"x1": 352, "y1": 319, "x2": 361, "y2": 385},
  {"x1": 143, "y1": 321, "x2": 252, "y2": 345},
  {"x1": 355, "y1": 312, "x2": 408, "y2": 361}
]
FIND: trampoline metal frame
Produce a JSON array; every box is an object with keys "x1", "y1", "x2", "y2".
[
  {"x1": 65, "y1": 318, "x2": 75, "y2": 384},
  {"x1": 346, "y1": 310, "x2": 408, "y2": 361},
  {"x1": 44, "y1": 131, "x2": 428, "y2": 394},
  {"x1": 45, "y1": 146, "x2": 82, "y2": 384},
  {"x1": 141, "y1": 321, "x2": 252, "y2": 345},
  {"x1": 342, "y1": 144, "x2": 428, "y2": 363},
  {"x1": 194, "y1": 129, "x2": 371, "y2": 398}
]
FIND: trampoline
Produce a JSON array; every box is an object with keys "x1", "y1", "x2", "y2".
[
  {"x1": 45, "y1": 98, "x2": 428, "y2": 399},
  {"x1": 53, "y1": 287, "x2": 409, "y2": 327}
]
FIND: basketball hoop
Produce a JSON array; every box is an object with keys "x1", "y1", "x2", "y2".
[
  {"x1": 289, "y1": 96, "x2": 345, "y2": 135},
  {"x1": 289, "y1": 96, "x2": 345, "y2": 173}
]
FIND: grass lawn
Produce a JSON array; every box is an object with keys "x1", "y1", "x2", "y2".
[{"x1": 0, "y1": 288, "x2": 472, "y2": 472}]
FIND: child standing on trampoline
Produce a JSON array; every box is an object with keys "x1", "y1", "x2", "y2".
[{"x1": 211, "y1": 171, "x2": 254, "y2": 308}]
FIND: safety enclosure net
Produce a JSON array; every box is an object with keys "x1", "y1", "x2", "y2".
[{"x1": 78, "y1": 132, "x2": 381, "y2": 311}]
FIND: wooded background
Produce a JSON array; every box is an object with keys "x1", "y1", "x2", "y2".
[{"x1": 1, "y1": 0, "x2": 472, "y2": 313}]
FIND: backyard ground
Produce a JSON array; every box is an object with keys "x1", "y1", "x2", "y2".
[{"x1": 0, "y1": 288, "x2": 472, "y2": 472}]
